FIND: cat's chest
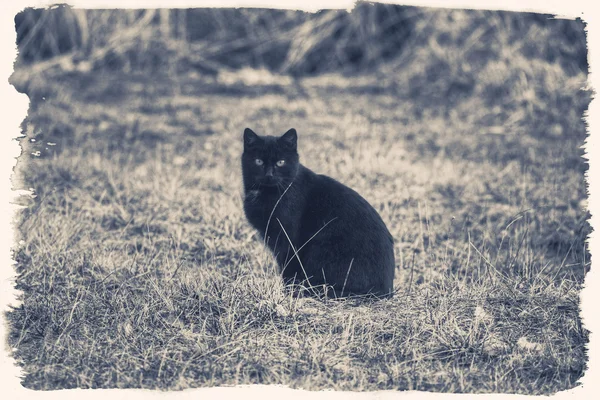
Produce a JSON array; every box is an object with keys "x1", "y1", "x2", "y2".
[{"x1": 244, "y1": 190, "x2": 297, "y2": 227}]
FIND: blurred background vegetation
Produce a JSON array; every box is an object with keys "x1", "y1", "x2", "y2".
[
  {"x1": 13, "y1": 4, "x2": 587, "y2": 75},
  {"x1": 11, "y1": 3, "x2": 589, "y2": 142}
]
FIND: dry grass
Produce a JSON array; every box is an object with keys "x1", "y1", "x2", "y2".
[
  {"x1": 7, "y1": 5, "x2": 590, "y2": 395},
  {"x1": 7, "y1": 69, "x2": 589, "y2": 393}
]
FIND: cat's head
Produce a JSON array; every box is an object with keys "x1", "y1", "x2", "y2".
[{"x1": 242, "y1": 128, "x2": 300, "y2": 190}]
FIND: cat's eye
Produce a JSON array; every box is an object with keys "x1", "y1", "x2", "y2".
[
  {"x1": 276, "y1": 160, "x2": 286, "y2": 167},
  {"x1": 255, "y1": 159, "x2": 264, "y2": 166}
]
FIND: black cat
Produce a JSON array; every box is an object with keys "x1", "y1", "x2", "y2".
[{"x1": 241, "y1": 128, "x2": 395, "y2": 298}]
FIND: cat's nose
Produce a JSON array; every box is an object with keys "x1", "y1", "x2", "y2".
[{"x1": 265, "y1": 167, "x2": 274, "y2": 178}]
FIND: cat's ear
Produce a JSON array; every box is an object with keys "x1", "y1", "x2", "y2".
[
  {"x1": 279, "y1": 128, "x2": 297, "y2": 149},
  {"x1": 244, "y1": 128, "x2": 260, "y2": 149}
]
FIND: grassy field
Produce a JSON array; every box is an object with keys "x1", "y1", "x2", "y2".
[
  {"x1": 6, "y1": 66, "x2": 589, "y2": 393},
  {"x1": 6, "y1": 7, "x2": 591, "y2": 394}
]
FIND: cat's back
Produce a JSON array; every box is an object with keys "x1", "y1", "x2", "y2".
[
  {"x1": 299, "y1": 167, "x2": 393, "y2": 244},
  {"x1": 298, "y1": 166, "x2": 395, "y2": 297}
]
